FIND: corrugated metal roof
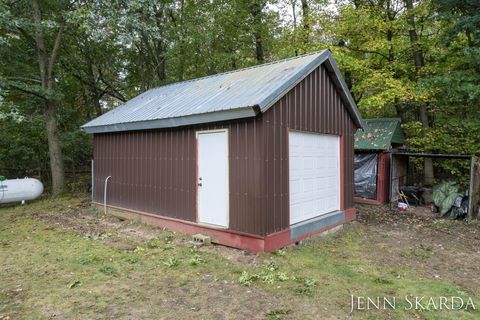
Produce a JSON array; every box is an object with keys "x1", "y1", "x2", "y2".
[
  {"x1": 82, "y1": 50, "x2": 363, "y2": 133},
  {"x1": 355, "y1": 118, "x2": 405, "y2": 150}
]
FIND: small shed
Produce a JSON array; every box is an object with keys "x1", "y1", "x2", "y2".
[
  {"x1": 354, "y1": 118, "x2": 405, "y2": 205},
  {"x1": 82, "y1": 50, "x2": 363, "y2": 252}
]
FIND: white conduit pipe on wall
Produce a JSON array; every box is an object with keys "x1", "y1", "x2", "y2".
[{"x1": 104, "y1": 176, "x2": 112, "y2": 215}]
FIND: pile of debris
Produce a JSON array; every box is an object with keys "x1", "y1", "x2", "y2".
[{"x1": 396, "y1": 181, "x2": 469, "y2": 220}]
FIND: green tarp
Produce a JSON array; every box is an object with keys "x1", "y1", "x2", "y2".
[{"x1": 432, "y1": 181, "x2": 467, "y2": 219}]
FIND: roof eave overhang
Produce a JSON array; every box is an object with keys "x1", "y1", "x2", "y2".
[{"x1": 81, "y1": 106, "x2": 259, "y2": 134}]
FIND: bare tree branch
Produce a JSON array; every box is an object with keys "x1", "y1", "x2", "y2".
[
  {"x1": 5, "y1": 76, "x2": 42, "y2": 83},
  {"x1": 47, "y1": 19, "x2": 65, "y2": 81},
  {"x1": 346, "y1": 46, "x2": 390, "y2": 60},
  {"x1": 31, "y1": 0, "x2": 47, "y2": 86},
  {"x1": 8, "y1": 84, "x2": 47, "y2": 100}
]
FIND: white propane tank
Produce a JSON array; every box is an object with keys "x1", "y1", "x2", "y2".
[{"x1": 0, "y1": 178, "x2": 44, "y2": 204}]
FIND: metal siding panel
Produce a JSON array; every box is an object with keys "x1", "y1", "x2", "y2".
[
  {"x1": 94, "y1": 117, "x2": 266, "y2": 235},
  {"x1": 173, "y1": 130, "x2": 178, "y2": 218},
  {"x1": 327, "y1": 76, "x2": 331, "y2": 133},
  {"x1": 230, "y1": 123, "x2": 238, "y2": 230},
  {"x1": 137, "y1": 132, "x2": 143, "y2": 212},
  {"x1": 97, "y1": 135, "x2": 102, "y2": 203},
  {"x1": 278, "y1": 102, "x2": 284, "y2": 231},
  {"x1": 159, "y1": 130, "x2": 165, "y2": 214},
  {"x1": 137, "y1": 131, "x2": 141, "y2": 209},
  {"x1": 240, "y1": 123, "x2": 247, "y2": 228},
  {"x1": 189, "y1": 128, "x2": 194, "y2": 216},
  {"x1": 143, "y1": 132, "x2": 148, "y2": 212},
  {"x1": 93, "y1": 135, "x2": 98, "y2": 202},
  {"x1": 146, "y1": 131, "x2": 152, "y2": 212},
  {"x1": 237, "y1": 124, "x2": 246, "y2": 229},
  {"x1": 139, "y1": 132, "x2": 145, "y2": 212},
  {"x1": 320, "y1": 68, "x2": 326, "y2": 131},
  {"x1": 248, "y1": 120, "x2": 256, "y2": 234},
  {"x1": 149, "y1": 131, "x2": 154, "y2": 212},
  {"x1": 308, "y1": 74, "x2": 313, "y2": 131},
  {"x1": 133, "y1": 132, "x2": 138, "y2": 211},
  {"x1": 128, "y1": 131, "x2": 133, "y2": 207},
  {"x1": 111, "y1": 134, "x2": 116, "y2": 205},
  {"x1": 180, "y1": 130, "x2": 185, "y2": 218},
  {"x1": 152, "y1": 131, "x2": 158, "y2": 213},
  {"x1": 255, "y1": 117, "x2": 264, "y2": 235},
  {"x1": 127, "y1": 132, "x2": 132, "y2": 208}
]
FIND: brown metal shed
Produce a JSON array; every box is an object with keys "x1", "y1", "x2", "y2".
[{"x1": 82, "y1": 50, "x2": 363, "y2": 252}]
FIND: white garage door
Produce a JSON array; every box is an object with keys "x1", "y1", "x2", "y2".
[{"x1": 289, "y1": 131, "x2": 340, "y2": 225}]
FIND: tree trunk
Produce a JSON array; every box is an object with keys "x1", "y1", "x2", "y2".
[
  {"x1": 45, "y1": 101, "x2": 65, "y2": 195},
  {"x1": 255, "y1": 31, "x2": 264, "y2": 63},
  {"x1": 154, "y1": 8, "x2": 167, "y2": 83},
  {"x1": 387, "y1": 28, "x2": 394, "y2": 62},
  {"x1": 301, "y1": 0, "x2": 310, "y2": 47},
  {"x1": 87, "y1": 58, "x2": 102, "y2": 117},
  {"x1": 178, "y1": 0, "x2": 185, "y2": 81},
  {"x1": 385, "y1": 7, "x2": 403, "y2": 121},
  {"x1": 291, "y1": 0, "x2": 298, "y2": 56},
  {"x1": 250, "y1": 1, "x2": 265, "y2": 63},
  {"x1": 155, "y1": 49, "x2": 166, "y2": 82},
  {"x1": 32, "y1": 0, "x2": 65, "y2": 194},
  {"x1": 404, "y1": 0, "x2": 434, "y2": 185}
]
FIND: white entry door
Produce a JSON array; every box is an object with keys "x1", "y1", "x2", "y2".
[
  {"x1": 289, "y1": 131, "x2": 340, "y2": 225},
  {"x1": 197, "y1": 130, "x2": 229, "y2": 227}
]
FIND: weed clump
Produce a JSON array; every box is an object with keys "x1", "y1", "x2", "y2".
[
  {"x1": 99, "y1": 266, "x2": 117, "y2": 275},
  {"x1": 163, "y1": 257, "x2": 179, "y2": 268}
]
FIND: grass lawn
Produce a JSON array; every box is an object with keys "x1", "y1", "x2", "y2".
[{"x1": 1, "y1": 195, "x2": 479, "y2": 319}]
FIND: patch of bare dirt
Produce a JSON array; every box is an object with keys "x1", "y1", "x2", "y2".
[
  {"x1": 356, "y1": 204, "x2": 480, "y2": 294},
  {"x1": 200, "y1": 244, "x2": 262, "y2": 266},
  {"x1": 31, "y1": 197, "x2": 265, "y2": 268}
]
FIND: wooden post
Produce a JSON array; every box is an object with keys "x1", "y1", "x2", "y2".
[{"x1": 470, "y1": 158, "x2": 480, "y2": 220}]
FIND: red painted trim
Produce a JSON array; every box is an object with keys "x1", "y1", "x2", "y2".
[
  {"x1": 376, "y1": 153, "x2": 382, "y2": 203},
  {"x1": 377, "y1": 152, "x2": 391, "y2": 204},
  {"x1": 354, "y1": 197, "x2": 382, "y2": 205},
  {"x1": 286, "y1": 127, "x2": 290, "y2": 226},
  {"x1": 340, "y1": 135, "x2": 345, "y2": 210},
  {"x1": 98, "y1": 202, "x2": 356, "y2": 253},
  {"x1": 195, "y1": 135, "x2": 199, "y2": 223},
  {"x1": 344, "y1": 207, "x2": 356, "y2": 221},
  {"x1": 264, "y1": 229, "x2": 291, "y2": 252}
]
